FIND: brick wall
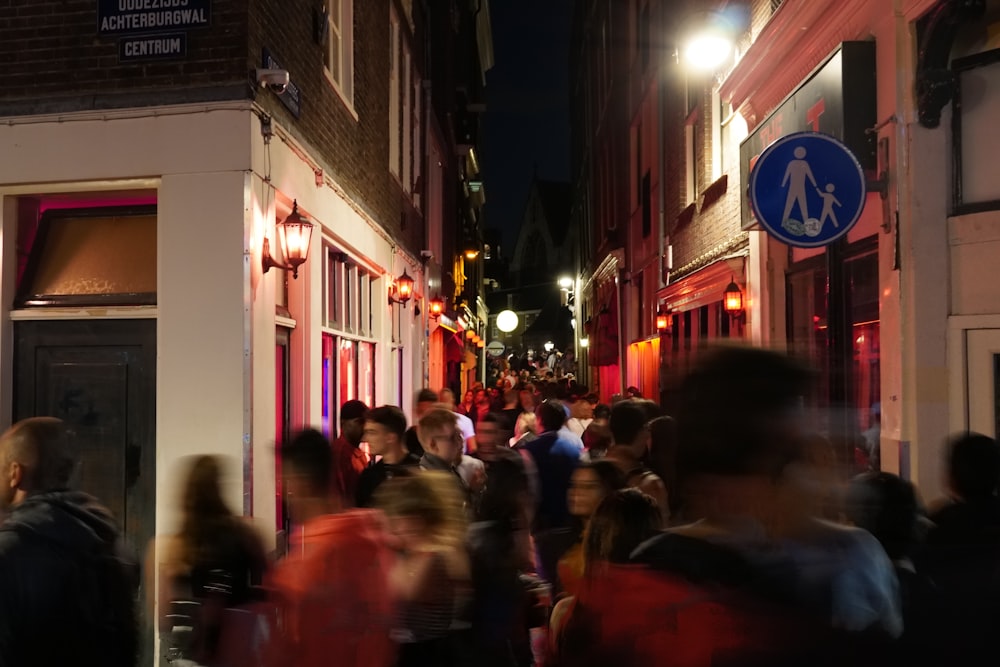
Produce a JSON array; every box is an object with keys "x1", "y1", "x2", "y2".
[
  {"x1": 0, "y1": 0, "x2": 249, "y2": 115},
  {"x1": 249, "y1": 0, "x2": 413, "y2": 253}
]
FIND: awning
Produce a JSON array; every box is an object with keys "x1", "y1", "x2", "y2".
[{"x1": 657, "y1": 251, "x2": 747, "y2": 313}]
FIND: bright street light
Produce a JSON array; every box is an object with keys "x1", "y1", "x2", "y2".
[
  {"x1": 683, "y1": 32, "x2": 733, "y2": 71},
  {"x1": 558, "y1": 276, "x2": 573, "y2": 289}
]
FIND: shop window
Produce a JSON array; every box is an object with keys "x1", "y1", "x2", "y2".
[
  {"x1": 324, "y1": 0, "x2": 355, "y2": 106},
  {"x1": 953, "y1": 49, "x2": 1000, "y2": 213},
  {"x1": 787, "y1": 243, "x2": 880, "y2": 436},
  {"x1": 16, "y1": 206, "x2": 157, "y2": 307}
]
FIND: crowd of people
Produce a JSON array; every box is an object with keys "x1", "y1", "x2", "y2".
[{"x1": 0, "y1": 346, "x2": 999, "y2": 666}]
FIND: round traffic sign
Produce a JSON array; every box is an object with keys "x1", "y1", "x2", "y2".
[
  {"x1": 486, "y1": 340, "x2": 505, "y2": 357},
  {"x1": 748, "y1": 132, "x2": 867, "y2": 248}
]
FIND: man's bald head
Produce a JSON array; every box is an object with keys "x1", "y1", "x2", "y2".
[{"x1": 0, "y1": 417, "x2": 75, "y2": 507}]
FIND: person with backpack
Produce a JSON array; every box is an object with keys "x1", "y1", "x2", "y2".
[
  {"x1": 0, "y1": 417, "x2": 139, "y2": 667},
  {"x1": 605, "y1": 399, "x2": 669, "y2": 522}
]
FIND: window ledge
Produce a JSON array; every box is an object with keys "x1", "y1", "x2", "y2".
[{"x1": 323, "y1": 68, "x2": 358, "y2": 122}]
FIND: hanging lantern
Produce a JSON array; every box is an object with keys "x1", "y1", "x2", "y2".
[
  {"x1": 429, "y1": 295, "x2": 445, "y2": 318},
  {"x1": 723, "y1": 280, "x2": 743, "y2": 314},
  {"x1": 656, "y1": 309, "x2": 670, "y2": 331}
]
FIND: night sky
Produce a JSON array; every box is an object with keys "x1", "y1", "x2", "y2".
[{"x1": 482, "y1": 0, "x2": 573, "y2": 255}]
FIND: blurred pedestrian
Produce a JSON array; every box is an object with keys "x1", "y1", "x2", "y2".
[
  {"x1": 914, "y1": 432, "x2": 1000, "y2": 664},
  {"x1": 150, "y1": 455, "x2": 268, "y2": 665},
  {"x1": 525, "y1": 400, "x2": 584, "y2": 585},
  {"x1": 405, "y1": 388, "x2": 440, "y2": 458},
  {"x1": 0, "y1": 417, "x2": 138, "y2": 667},
  {"x1": 548, "y1": 488, "x2": 662, "y2": 662},
  {"x1": 378, "y1": 472, "x2": 472, "y2": 667},
  {"x1": 264, "y1": 428, "x2": 395, "y2": 667}
]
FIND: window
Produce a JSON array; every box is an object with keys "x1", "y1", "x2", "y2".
[
  {"x1": 403, "y1": 47, "x2": 412, "y2": 193},
  {"x1": 345, "y1": 263, "x2": 356, "y2": 331},
  {"x1": 639, "y1": 1, "x2": 650, "y2": 71},
  {"x1": 770, "y1": 0, "x2": 785, "y2": 13},
  {"x1": 634, "y1": 122, "x2": 642, "y2": 204},
  {"x1": 641, "y1": 171, "x2": 652, "y2": 238},
  {"x1": 325, "y1": 0, "x2": 354, "y2": 105},
  {"x1": 325, "y1": 249, "x2": 342, "y2": 327},
  {"x1": 685, "y1": 125, "x2": 696, "y2": 205},
  {"x1": 389, "y1": 10, "x2": 400, "y2": 176},
  {"x1": 953, "y1": 49, "x2": 1000, "y2": 212},
  {"x1": 413, "y1": 74, "x2": 423, "y2": 208}
]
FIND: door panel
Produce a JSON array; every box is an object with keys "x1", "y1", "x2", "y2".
[
  {"x1": 967, "y1": 329, "x2": 1000, "y2": 439},
  {"x1": 14, "y1": 319, "x2": 156, "y2": 557}
]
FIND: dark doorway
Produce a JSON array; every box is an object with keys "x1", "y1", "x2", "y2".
[{"x1": 13, "y1": 319, "x2": 156, "y2": 559}]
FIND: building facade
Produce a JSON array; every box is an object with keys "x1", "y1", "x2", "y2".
[
  {"x1": 0, "y1": 2, "x2": 491, "y2": 658},
  {"x1": 574, "y1": 0, "x2": 1000, "y2": 500}
]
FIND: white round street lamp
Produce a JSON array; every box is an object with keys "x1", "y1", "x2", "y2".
[
  {"x1": 496, "y1": 309, "x2": 519, "y2": 333},
  {"x1": 558, "y1": 276, "x2": 574, "y2": 290}
]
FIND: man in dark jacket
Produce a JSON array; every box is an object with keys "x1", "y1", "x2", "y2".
[{"x1": 0, "y1": 417, "x2": 138, "y2": 667}]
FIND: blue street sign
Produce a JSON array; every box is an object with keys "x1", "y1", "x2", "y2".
[{"x1": 748, "y1": 131, "x2": 867, "y2": 248}]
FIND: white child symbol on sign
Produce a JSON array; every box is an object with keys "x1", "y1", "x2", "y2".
[{"x1": 815, "y1": 183, "x2": 841, "y2": 231}]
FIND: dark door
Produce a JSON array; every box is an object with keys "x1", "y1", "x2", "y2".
[{"x1": 13, "y1": 319, "x2": 156, "y2": 558}]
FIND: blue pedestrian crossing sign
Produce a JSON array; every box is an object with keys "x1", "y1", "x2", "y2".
[{"x1": 748, "y1": 132, "x2": 867, "y2": 248}]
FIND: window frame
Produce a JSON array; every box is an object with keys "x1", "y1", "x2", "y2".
[
  {"x1": 952, "y1": 48, "x2": 1000, "y2": 215},
  {"x1": 324, "y1": 0, "x2": 356, "y2": 113}
]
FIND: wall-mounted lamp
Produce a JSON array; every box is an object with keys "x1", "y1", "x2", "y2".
[
  {"x1": 544, "y1": 341, "x2": 555, "y2": 353},
  {"x1": 558, "y1": 276, "x2": 574, "y2": 290},
  {"x1": 579, "y1": 337, "x2": 590, "y2": 348},
  {"x1": 466, "y1": 329, "x2": 476, "y2": 340},
  {"x1": 476, "y1": 338, "x2": 485, "y2": 349},
  {"x1": 656, "y1": 308, "x2": 671, "y2": 332},
  {"x1": 262, "y1": 200, "x2": 314, "y2": 279},
  {"x1": 388, "y1": 269, "x2": 415, "y2": 307},
  {"x1": 724, "y1": 279, "x2": 745, "y2": 321},
  {"x1": 463, "y1": 238, "x2": 480, "y2": 260},
  {"x1": 429, "y1": 295, "x2": 445, "y2": 319}
]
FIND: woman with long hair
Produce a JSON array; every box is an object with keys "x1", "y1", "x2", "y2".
[
  {"x1": 377, "y1": 471, "x2": 472, "y2": 666},
  {"x1": 548, "y1": 489, "x2": 663, "y2": 660},
  {"x1": 556, "y1": 461, "x2": 627, "y2": 596},
  {"x1": 148, "y1": 455, "x2": 268, "y2": 665}
]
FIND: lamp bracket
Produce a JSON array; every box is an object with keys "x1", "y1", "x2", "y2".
[{"x1": 262, "y1": 236, "x2": 301, "y2": 279}]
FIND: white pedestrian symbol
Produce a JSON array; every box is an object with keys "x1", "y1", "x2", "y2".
[
  {"x1": 780, "y1": 146, "x2": 818, "y2": 236},
  {"x1": 815, "y1": 183, "x2": 841, "y2": 230}
]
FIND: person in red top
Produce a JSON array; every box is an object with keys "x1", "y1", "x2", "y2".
[
  {"x1": 330, "y1": 400, "x2": 369, "y2": 506},
  {"x1": 265, "y1": 427, "x2": 396, "y2": 667}
]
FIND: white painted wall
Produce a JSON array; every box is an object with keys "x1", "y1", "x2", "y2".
[{"x1": 157, "y1": 170, "x2": 251, "y2": 533}]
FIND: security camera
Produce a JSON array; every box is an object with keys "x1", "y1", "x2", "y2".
[{"x1": 256, "y1": 68, "x2": 290, "y2": 95}]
